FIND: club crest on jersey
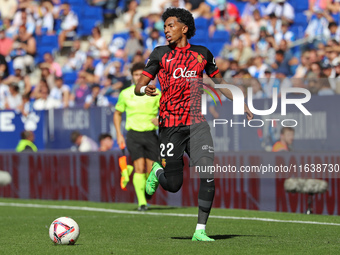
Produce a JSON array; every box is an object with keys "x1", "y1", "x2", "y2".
[
  {"x1": 197, "y1": 54, "x2": 203, "y2": 63},
  {"x1": 173, "y1": 67, "x2": 197, "y2": 79},
  {"x1": 162, "y1": 158, "x2": 166, "y2": 168}
]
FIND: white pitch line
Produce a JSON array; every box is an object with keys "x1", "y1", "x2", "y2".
[{"x1": 0, "y1": 202, "x2": 339, "y2": 227}]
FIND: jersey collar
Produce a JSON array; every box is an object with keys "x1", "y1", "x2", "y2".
[{"x1": 172, "y1": 43, "x2": 191, "y2": 51}]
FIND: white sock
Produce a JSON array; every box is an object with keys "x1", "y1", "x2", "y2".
[
  {"x1": 196, "y1": 224, "x2": 206, "y2": 231},
  {"x1": 155, "y1": 168, "x2": 162, "y2": 178}
]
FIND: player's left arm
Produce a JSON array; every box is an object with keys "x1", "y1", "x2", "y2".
[
  {"x1": 212, "y1": 72, "x2": 253, "y2": 120},
  {"x1": 204, "y1": 48, "x2": 253, "y2": 120}
]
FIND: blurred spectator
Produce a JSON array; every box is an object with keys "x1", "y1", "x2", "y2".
[
  {"x1": 265, "y1": 0, "x2": 295, "y2": 24},
  {"x1": 260, "y1": 68, "x2": 276, "y2": 98},
  {"x1": 123, "y1": 0, "x2": 143, "y2": 29},
  {"x1": 320, "y1": 61, "x2": 336, "y2": 90},
  {"x1": 124, "y1": 29, "x2": 144, "y2": 61},
  {"x1": 209, "y1": 0, "x2": 240, "y2": 35},
  {"x1": 39, "y1": 63, "x2": 55, "y2": 89},
  {"x1": 94, "y1": 50, "x2": 114, "y2": 84},
  {"x1": 102, "y1": 61, "x2": 126, "y2": 97},
  {"x1": 249, "y1": 78, "x2": 264, "y2": 99},
  {"x1": 318, "y1": 75, "x2": 335, "y2": 96},
  {"x1": 274, "y1": 20, "x2": 295, "y2": 46},
  {"x1": 0, "y1": 53, "x2": 8, "y2": 78},
  {"x1": 98, "y1": 133, "x2": 114, "y2": 151},
  {"x1": 13, "y1": 9, "x2": 36, "y2": 36},
  {"x1": 70, "y1": 130, "x2": 98, "y2": 152},
  {"x1": 50, "y1": 76, "x2": 70, "y2": 108},
  {"x1": 294, "y1": 50, "x2": 311, "y2": 78},
  {"x1": 223, "y1": 60, "x2": 239, "y2": 80},
  {"x1": 271, "y1": 49, "x2": 290, "y2": 76},
  {"x1": 19, "y1": 92, "x2": 33, "y2": 116},
  {"x1": 32, "y1": 79, "x2": 62, "y2": 110},
  {"x1": 34, "y1": 0, "x2": 55, "y2": 35},
  {"x1": 310, "y1": 0, "x2": 329, "y2": 11},
  {"x1": 326, "y1": 22, "x2": 340, "y2": 42},
  {"x1": 255, "y1": 27, "x2": 270, "y2": 57},
  {"x1": 248, "y1": 55, "x2": 268, "y2": 78},
  {"x1": 11, "y1": 25, "x2": 36, "y2": 74},
  {"x1": 278, "y1": 39, "x2": 299, "y2": 69},
  {"x1": 88, "y1": 26, "x2": 108, "y2": 59},
  {"x1": 3, "y1": 65, "x2": 31, "y2": 95},
  {"x1": 0, "y1": 76, "x2": 9, "y2": 109},
  {"x1": 266, "y1": 13, "x2": 281, "y2": 36},
  {"x1": 241, "y1": 0, "x2": 266, "y2": 25},
  {"x1": 309, "y1": 62, "x2": 323, "y2": 78},
  {"x1": 70, "y1": 73, "x2": 91, "y2": 107},
  {"x1": 246, "y1": 9, "x2": 267, "y2": 43},
  {"x1": 63, "y1": 39, "x2": 87, "y2": 73},
  {"x1": 84, "y1": 84, "x2": 109, "y2": 109},
  {"x1": 0, "y1": 26, "x2": 13, "y2": 57},
  {"x1": 4, "y1": 83, "x2": 22, "y2": 111},
  {"x1": 231, "y1": 40, "x2": 253, "y2": 68},
  {"x1": 16, "y1": 130, "x2": 37, "y2": 152},
  {"x1": 2, "y1": 18, "x2": 17, "y2": 39},
  {"x1": 327, "y1": 0, "x2": 340, "y2": 13},
  {"x1": 79, "y1": 55, "x2": 96, "y2": 83},
  {"x1": 305, "y1": 8, "x2": 333, "y2": 46},
  {"x1": 57, "y1": 3, "x2": 79, "y2": 49},
  {"x1": 272, "y1": 127, "x2": 294, "y2": 152},
  {"x1": 144, "y1": 28, "x2": 166, "y2": 57},
  {"x1": 0, "y1": 0, "x2": 18, "y2": 20},
  {"x1": 43, "y1": 52, "x2": 62, "y2": 77}
]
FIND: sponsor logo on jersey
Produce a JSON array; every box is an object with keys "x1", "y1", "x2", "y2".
[
  {"x1": 162, "y1": 158, "x2": 166, "y2": 168},
  {"x1": 173, "y1": 67, "x2": 197, "y2": 79}
]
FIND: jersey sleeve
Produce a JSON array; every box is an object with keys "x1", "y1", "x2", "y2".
[
  {"x1": 143, "y1": 47, "x2": 160, "y2": 80},
  {"x1": 115, "y1": 90, "x2": 126, "y2": 112},
  {"x1": 204, "y1": 48, "x2": 219, "y2": 77}
]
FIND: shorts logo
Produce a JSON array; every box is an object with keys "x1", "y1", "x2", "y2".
[
  {"x1": 162, "y1": 158, "x2": 166, "y2": 168},
  {"x1": 202, "y1": 145, "x2": 209, "y2": 150}
]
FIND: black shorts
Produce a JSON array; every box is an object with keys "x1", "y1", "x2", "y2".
[
  {"x1": 126, "y1": 130, "x2": 159, "y2": 162},
  {"x1": 159, "y1": 121, "x2": 214, "y2": 176}
]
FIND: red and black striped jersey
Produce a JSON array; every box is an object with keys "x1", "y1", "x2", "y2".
[{"x1": 143, "y1": 43, "x2": 219, "y2": 127}]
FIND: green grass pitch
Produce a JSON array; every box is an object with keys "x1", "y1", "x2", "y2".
[{"x1": 0, "y1": 198, "x2": 339, "y2": 255}]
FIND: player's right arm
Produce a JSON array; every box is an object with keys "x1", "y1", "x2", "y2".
[
  {"x1": 135, "y1": 47, "x2": 161, "y2": 96},
  {"x1": 135, "y1": 74, "x2": 159, "y2": 96}
]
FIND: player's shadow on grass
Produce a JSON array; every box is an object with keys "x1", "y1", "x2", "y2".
[{"x1": 172, "y1": 234, "x2": 271, "y2": 240}]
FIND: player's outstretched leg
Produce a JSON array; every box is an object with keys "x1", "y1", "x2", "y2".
[
  {"x1": 145, "y1": 162, "x2": 162, "y2": 195},
  {"x1": 192, "y1": 157, "x2": 215, "y2": 241},
  {"x1": 146, "y1": 161, "x2": 183, "y2": 195}
]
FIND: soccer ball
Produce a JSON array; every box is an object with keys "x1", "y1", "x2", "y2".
[{"x1": 49, "y1": 217, "x2": 80, "y2": 245}]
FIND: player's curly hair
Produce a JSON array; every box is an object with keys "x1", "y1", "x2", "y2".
[{"x1": 162, "y1": 7, "x2": 196, "y2": 39}]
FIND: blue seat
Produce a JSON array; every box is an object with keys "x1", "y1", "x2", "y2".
[
  {"x1": 63, "y1": 72, "x2": 78, "y2": 86},
  {"x1": 107, "y1": 96, "x2": 118, "y2": 106},
  {"x1": 113, "y1": 32, "x2": 129, "y2": 41},
  {"x1": 289, "y1": 0, "x2": 309, "y2": 12},
  {"x1": 295, "y1": 12, "x2": 307, "y2": 27},
  {"x1": 212, "y1": 30, "x2": 230, "y2": 42},
  {"x1": 195, "y1": 17, "x2": 210, "y2": 30},
  {"x1": 78, "y1": 18, "x2": 98, "y2": 36},
  {"x1": 207, "y1": 42, "x2": 225, "y2": 57}
]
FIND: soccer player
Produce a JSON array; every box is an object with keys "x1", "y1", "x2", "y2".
[
  {"x1": 114, "y1": 62, "x2": 161, "y2": 211},
  {"x1": 135, "y1": 7, "x2": 253, "y2": 241}
]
